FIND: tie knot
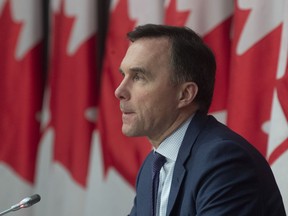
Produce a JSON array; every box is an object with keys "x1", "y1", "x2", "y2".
[{"x1": 152, "y1": 152, "x2": 166, "y2": 174}]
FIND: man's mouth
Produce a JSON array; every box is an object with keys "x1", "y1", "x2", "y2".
[{"x1": 120, "y1": 104, "x2": 133, "y2": 114}]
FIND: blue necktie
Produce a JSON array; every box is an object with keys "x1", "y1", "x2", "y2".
[{"x1": 151, "y1": 152, "x2": 166, "y2": 216}]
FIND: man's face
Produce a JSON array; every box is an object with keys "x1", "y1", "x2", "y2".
[{"x1": 115, "y1": 37, "x2": 182, "y2": 144}]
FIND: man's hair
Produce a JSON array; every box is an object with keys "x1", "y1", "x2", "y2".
[{"x1": 127, "y1": 24, "x2": 216, "y2": 114}]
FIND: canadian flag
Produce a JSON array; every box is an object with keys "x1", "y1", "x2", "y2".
[
  {"x1": 0, "y1": 0, "x2": 44, "y2": 215},
  {"x1": 33, "y1": 0, "x2": 97, "y2": 215},
  {"x1": 228, "y1": 0, "x2": 288, "y2": 211},
  {"x1": 165, "y1": 0, "x2": 288, "y2": 212},
  {"x1": 94, "y1": 0, "x2": 163, "y2": 214},
  {"x1": 0, "y1": 1, "x2": 287, "y2": 215}
]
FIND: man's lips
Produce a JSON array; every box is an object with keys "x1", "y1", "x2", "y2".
[
  {"x1": 120, "y1": 105, "x2": 134, "y2": 114},
  {"x1": 122, "y1": 111, "x2": 135, "y2": 116},
  {"x1": 121, "y1": 110, "x2": 136, "y2": 124},
  {"x1": 122, "y1": 111, "x2": 134, "y2": 114}
]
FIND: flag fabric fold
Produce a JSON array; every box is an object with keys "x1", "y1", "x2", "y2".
[
  {"x1": 0, "y1": 1, "x2": 44, "y2": 215},
  {"x1": 34, "y1": 0, "x2": 98, "y2": 215}
]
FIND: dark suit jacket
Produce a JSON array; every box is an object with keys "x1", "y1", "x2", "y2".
[{"x1": 129, "y1": 112, "x2": 286, "y2": 216}]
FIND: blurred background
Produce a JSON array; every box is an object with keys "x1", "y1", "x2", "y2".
[{"x1": 0, "y1": 0, "x2": 287, "y2": 215}]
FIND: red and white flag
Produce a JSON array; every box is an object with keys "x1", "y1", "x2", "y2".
[
  {"x1": 228, "y1": 0, "x2": 288, "y2": 211},
  {"x1": 34, "y1": 0, "x2": 98, "y2": 215},
  {"x1": 93, "y1": 0, "x2": 164, "y2": 214},
  {"x1": 0, "y1": 0, "x2": 44, "y2": 215},
  {"x1": 165, "y1": 0, "x2": 288, "y2": 211},
  {"x1": 1, "y1": 1, "x2": 287, "y2": 215}
]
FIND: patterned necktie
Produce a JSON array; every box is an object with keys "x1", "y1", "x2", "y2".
[{"x1": 151, "y1": 152, "x2": 166, "y2": 216}]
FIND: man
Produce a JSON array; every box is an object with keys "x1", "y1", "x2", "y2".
[{"x1": 115, "y1": 24, "x2": 286, "y2": 216}]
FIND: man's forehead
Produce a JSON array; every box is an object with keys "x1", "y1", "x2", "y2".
[
  {"x1": 125, "y1": 37, "x2": 170, "y2": 63},
  {"x1": 120, "y1": 37, "x2": 172, "y2": 78}
]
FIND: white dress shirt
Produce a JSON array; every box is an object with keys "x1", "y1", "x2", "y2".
[{"x1": 155, "y1": 116, "x2": 192, "y2": 216}]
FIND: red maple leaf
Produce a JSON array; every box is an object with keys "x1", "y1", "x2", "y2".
[
  {"x1": 268, "y1": 67, "x2": 288, "y2": 165},
  {"x1": 165, "y1": 0, "x2": 190, "y2": 26},
  {"x1": 204, "y1": 17, "x2": 232, "y2": 113},
  {"x1": 48, "y1": 1, "x2": 97, "y2": 187},
  {"x1": 0, "y1": 2, "x2": 44, "y2": 183},
  {"x1": 98, "y1": 0, "x2": 151, "y2": 186},
  {"x1": 276, "y1": 68, "x2": 288, "y2": 120},
  {"x1": 268, "y1": 139, "x2": 288, "y2": 165},
  {"x1": 227, "y1": 7, "x2": 281, "y2": 157}
]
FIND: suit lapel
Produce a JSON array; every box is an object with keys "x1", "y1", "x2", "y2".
[
  {"x1": 137, "y1": 152, "x2": 154, "y2": 215},
  {"x1": 166, "y1": 112, "x2": 209, "y2": 215},
  {"x1": 166, "y1": 161, "x2": 186, "y2": 215}
]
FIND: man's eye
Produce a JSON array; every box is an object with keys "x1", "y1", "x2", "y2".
[{"x1": 133, "y1": 73, "x2": 141, "y2": 81}]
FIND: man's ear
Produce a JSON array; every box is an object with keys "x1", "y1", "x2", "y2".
[{"x1": 178, "y1": 82, "x2": 198, "y2": 108}]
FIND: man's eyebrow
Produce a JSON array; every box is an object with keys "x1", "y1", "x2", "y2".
[
  {"x1": 119, "y1": 66, "x2": 152, "y2": 77},
  {"x1": 130, "y1": 67, "x2": 153, "y2": 77},
  {"x1": 130, "y1": 66, "x2": 145, "y2": 73}
]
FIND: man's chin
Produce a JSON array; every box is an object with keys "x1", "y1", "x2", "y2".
[
  {"x1": 122, "y1": 127, "x2": 141, "y2": 137},
  {"x1": 122, "y1": 130, "x2": 137, "y2": 137}
]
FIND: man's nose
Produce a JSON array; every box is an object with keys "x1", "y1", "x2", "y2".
[{"x1": 115, "y1": 79, "x2": 130, "y2": 100}]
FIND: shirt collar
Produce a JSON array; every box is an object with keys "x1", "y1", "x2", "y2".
[{"x1": 156, "y1": 115, "x2": 193, "y2": 162}]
